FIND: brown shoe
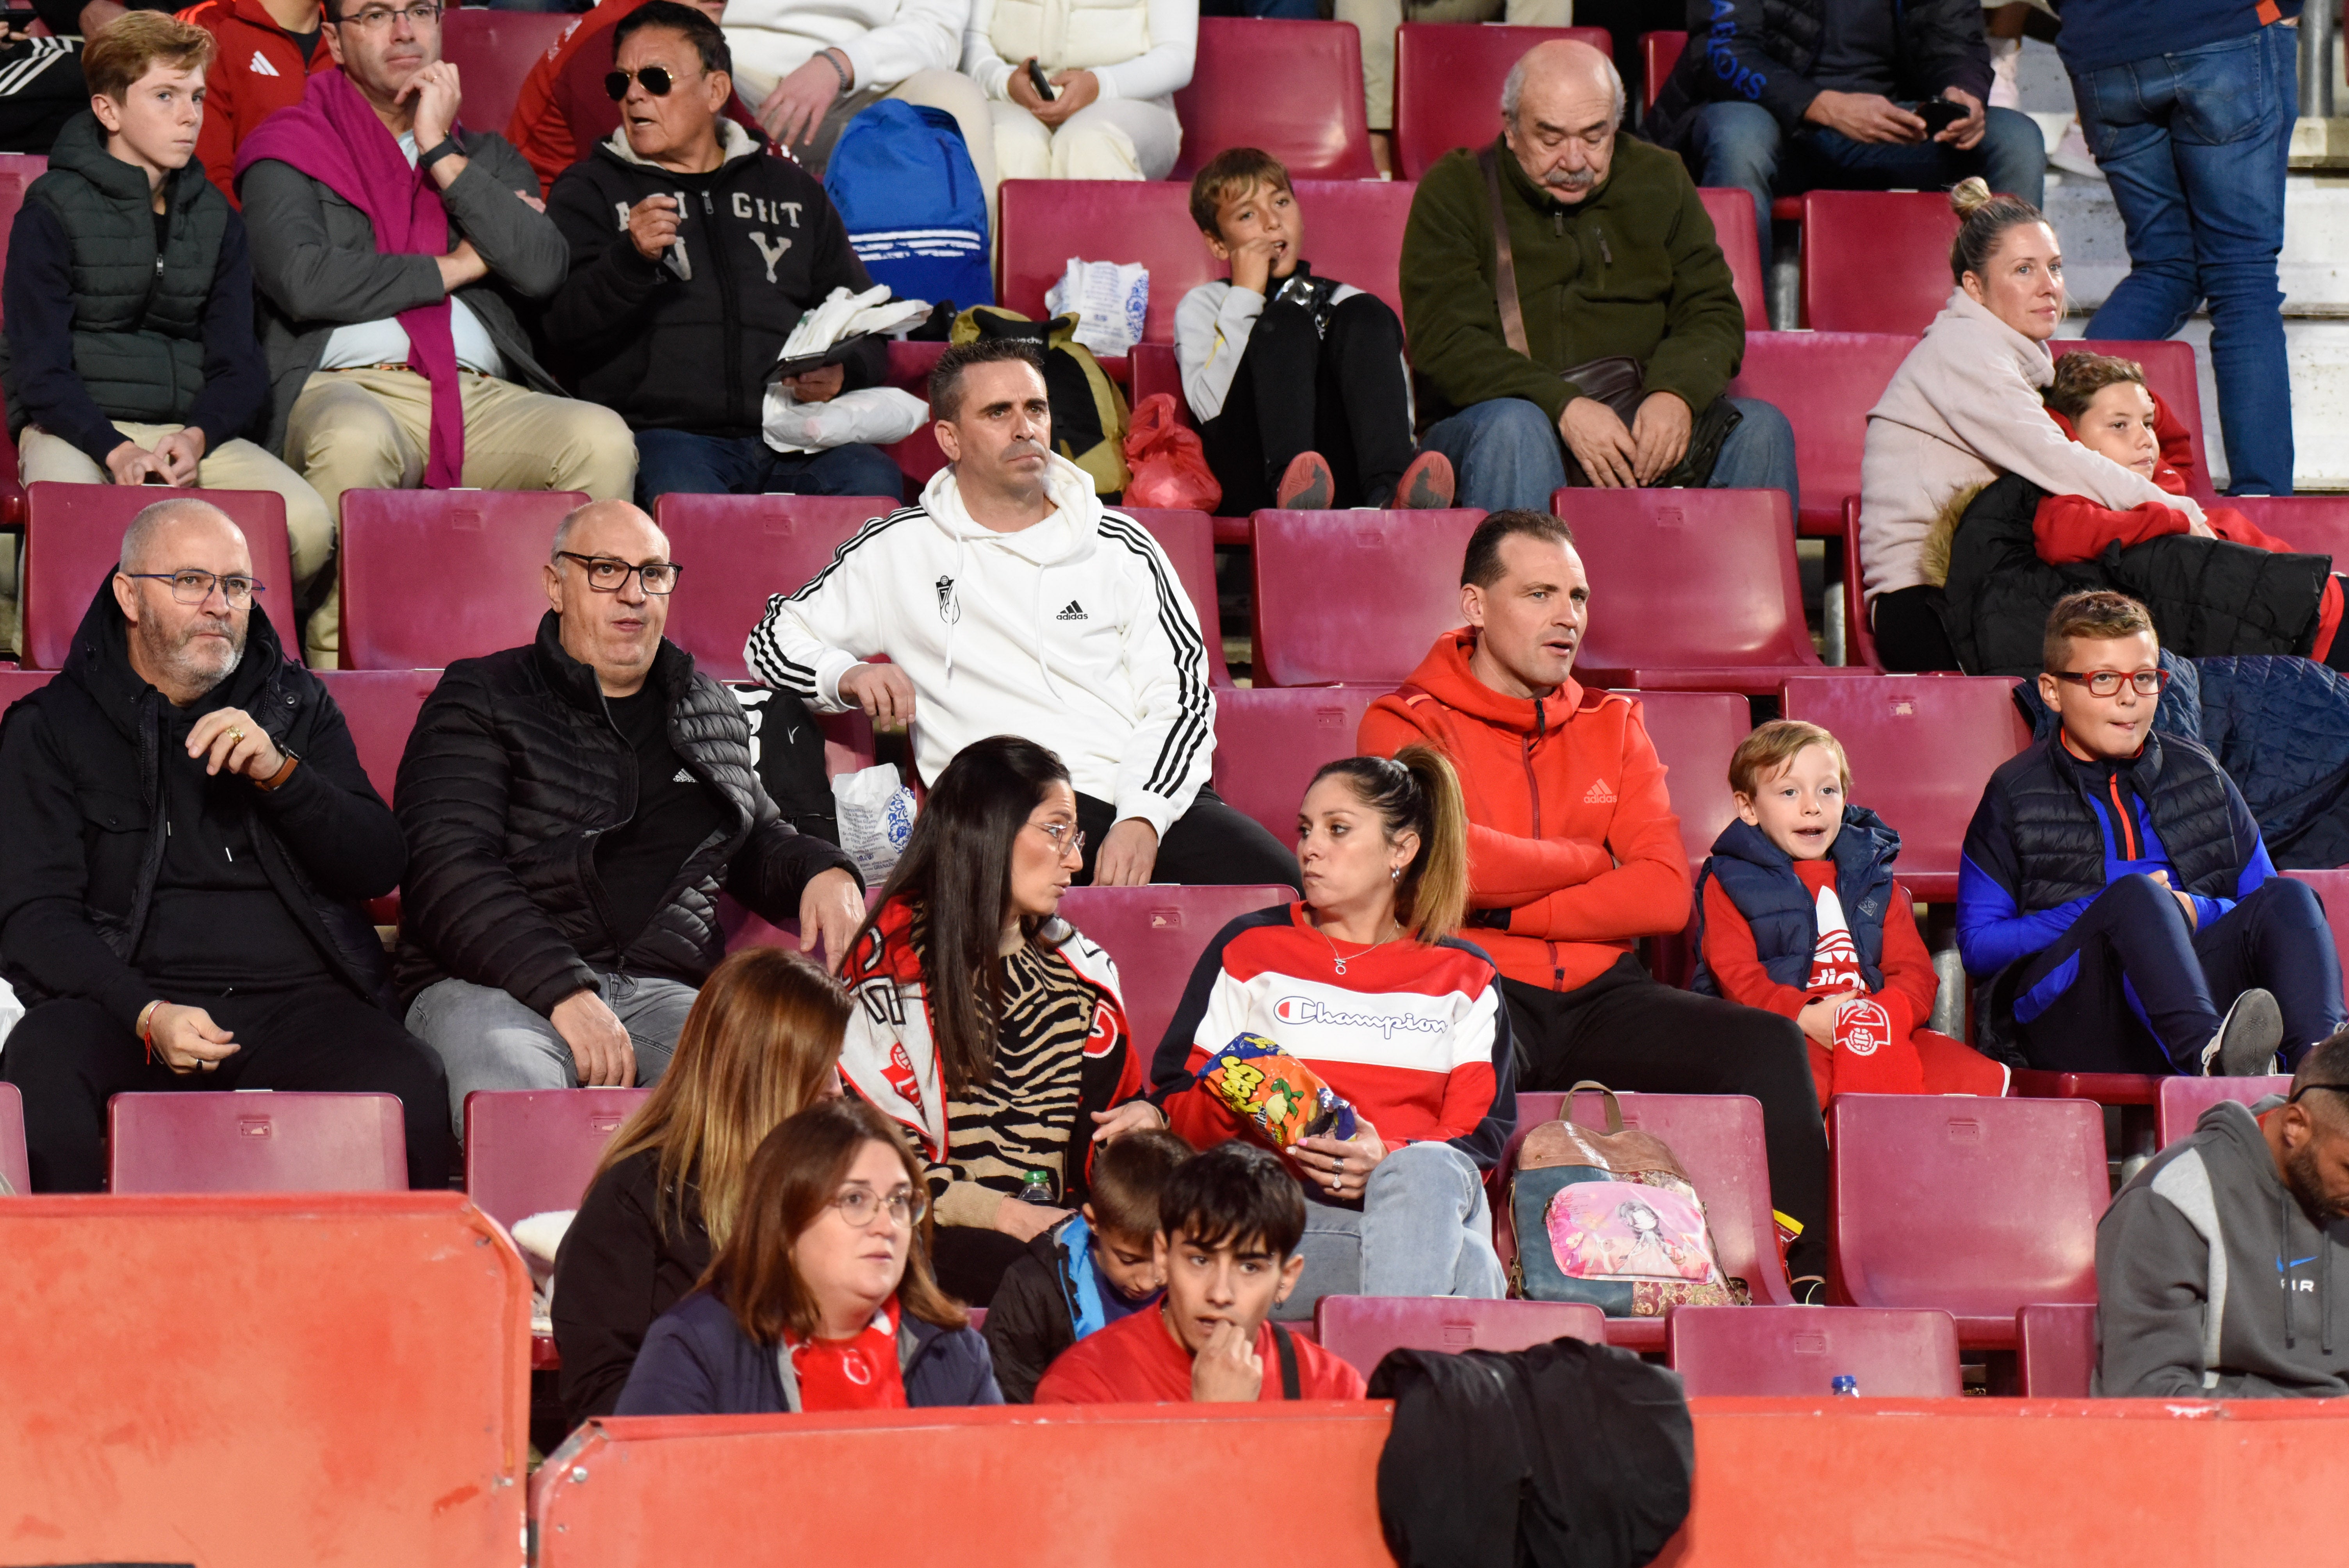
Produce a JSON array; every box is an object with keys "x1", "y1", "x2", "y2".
[
  {"x1": 1385, "y1": 450, "x2": 1456, "y2": 510},
  {"x1": 1275, "y1": 450, "x2": 1335, "y2": 511}
]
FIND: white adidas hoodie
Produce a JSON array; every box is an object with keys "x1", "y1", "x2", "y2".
[{"x1": 743, "y1": 452, "x2": 1215, "y2": 835}]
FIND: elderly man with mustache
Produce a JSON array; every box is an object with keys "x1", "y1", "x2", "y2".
[{"x1": 1399, "y1": 39, "x2": 1796, "y2": 515}]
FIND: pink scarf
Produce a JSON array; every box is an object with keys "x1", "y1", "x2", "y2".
[{"x1": 238, "y1": 68, "x2": 466, "y2": 488}]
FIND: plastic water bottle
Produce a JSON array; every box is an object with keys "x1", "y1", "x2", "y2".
[
  {"x1": 1018, "y1": 1170, "x2": 1057, "y2": 1205},
  {"x1": 1831, "y1": 1375, "x2": 1859, "y2": 1397}
]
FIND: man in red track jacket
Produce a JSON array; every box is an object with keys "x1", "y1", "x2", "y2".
[
  {"x1": 177, "y1": 0, "x2": 333, "y2": 205},
  {"x1": 1358, "y1": 508, "x2": 1830, "y2": 1280}
]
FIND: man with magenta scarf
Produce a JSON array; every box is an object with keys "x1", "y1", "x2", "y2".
[{"x1": 236, "y1": 0, "x2": 635, "y2": 664}]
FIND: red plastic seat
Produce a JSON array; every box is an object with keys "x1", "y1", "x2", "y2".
[
  {"x1": 1826, "y1": 1094, "x2": 2107, "y2": 1348},
  {"x1": 2282, "y1": 868, "x2": 2349, "y2": 1009},
  {"x1": 1639, "y1": 31, "x2": 1686, "y2": 115},
  {"x1": 2155, "y1": 1074, "x2": 2292, "y2": 1149},
  {"x1": 1666, "y1": 1304, "x2": 1961, "y2": 1396},
  {"x1": 338, "y1": 488, "x2": 587, "y2": 670},
  {"x1": 878, "y1": 339, "x2": 948, "y2": 490},
  {"x1": 1118, "y1": 507, "x2": 1231, "y2": 687},
  {"x1": 2218, "y1": 495, "x2": 2349, "y2": 563},
  {"x1": 1779, "y1": 674, "x2": 2032, "y2": 900},
  {"x1": 107, "y1": 1091, "x2": 407, "y2": 1193},
  {"x1": 1838, "y1": 501, "x2": 1879, "y2": 667},
  {"x1": 313, "y1": 669, "x2": 441, "y2": 804},
  {"x1": 1621, "y1": 689, "x2": 1750, "y2": 876},
  {"x1": 1726, "y1": 330, "x2": 1919, "y2": 536},
  {"x1": 2008, "y1": 1070, "x2": 2161, "y2": 1107},
  {"x1": 0, "y1": 1081, "x2": 26, "y2": 1194},
  {"x1": 651, "y1": 492, "x2": 902, "y2": 680},
  {"x1": 0, "y1": 668, "x2": 54, "y2": 710},
  {"x1": 21, "y1": 481, "x2": 295, "y2": 669},
  {"x1": 1313, "y1": 1295, "x2": 1606, "y2": 1376},
  {"x1": 1697, "y1": 187, "x2": 1772, "y2": 333},
  {"x1": 1390, "y1": 24, "x2": 1612, "y2": 180},
  {"x1": 2015, "y1": 1301, "x2": 2097, "y2": 1397},
  {"x1": 1057, "y1": 884, "x2": 1295, "y2": 1065},
  {"x1": 463, "y1": 1089, "x2": 652, "y2": 1230},
  {"x1": 1799, "y1": 191, "x2": 1961, "y2": 335},
  {"x1": 440, "y1": 9, "x2": 574, "y2": 141},
  {"x1": 1171, "y1": 19, "x2": 1377, "y2": 180},
  {"x1": 1208, "y1": 683, "x2": 1397, "y2": 842},
  {"x1": 1249, "y1": 508, "x2": 1483, "y2": 686}
]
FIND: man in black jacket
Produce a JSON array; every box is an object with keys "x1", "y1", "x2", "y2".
[
  {"x1": 0, "y1": 498, "x2": 450, "y2": 1191},
  {"x1": 395, "y1": 498, "x2": 863, "y2": 1136},
  {"x1": 1643, "y1": 0, "x2": 2043, "y2": 246},
  {"x1": 545, "y1": 2, "x2": 901, "y2": 511}
]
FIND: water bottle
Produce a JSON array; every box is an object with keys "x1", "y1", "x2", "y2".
[
  {"x1": 1831, "y1": 1375, "x2": 1859, "y2": 1398},
  {"x1": 1018, "y1": 1169, "x2": 1057, "y2": 1206}
]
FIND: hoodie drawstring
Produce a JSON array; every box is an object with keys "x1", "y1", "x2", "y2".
[{"x1": 2326, "y1": 1225, "x2": 2335, "y2": 1357}]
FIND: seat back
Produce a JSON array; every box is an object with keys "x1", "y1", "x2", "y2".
[
  {"x1": 1799, "y1": 191, "x2": 1960, "y2": 334},
  {"x1": 314, "y1": 669, "x2": 441, "y2": 805},
  {"x1": 877, "y1": 339, "x2": 948, "y2": 489},
  {"x1": 651, "y1": 492, "x2": 903, "y2": 680},
  {"x1": 2282, "y1": 868, "x2": 2349, "y2": 1012},
  {"x1": 1826, "y1": 1095, "x2": 2106, "y2": 1317},
  {"x1": 1116, "y1": 507, "x2": 1228, "y2": 686},
  {"x1": 1779, "y1": 675, "x2": 2031, "y2": 901},
  {"x1": 442, "y1": 9, "x2": 575, "y2": 139},
  {"x1": 1209, "y1": 684, "x2": 1397, "y2": 841},
  {"x1": 1726, "y1": 331, "x2": 1919, "y2": 535},
  {"x1": 1626, "y1": 689, "x2": 1750, "y2": 875},
  {"x1": 1314, "y1": 1295, "x2": 1606, "y2": 1375},
  {"x1": 1640, "y1": 31, "x2": 1687, "y2": 114},
  {"x1": 463, "y1": 1089, "x2": 654, "y2": 1231},
  {"x1": 1666, "y1": 1304, "x2": 1961, "y2": 1396},
  {"x1": 1172, "y1": 19, "x2": 1377, "y2": 180},
  {"x1": 0, "y1": 152, "x2": 45, "y2": 323},
  {"x1": 1555, "y1": 487, "x2": 1815, "y2": 681},
  {"x1": 2016, "y1": 1301, "x2": 2098, "y2": 1397},
  {"x1": 2061, "y1": 339, "x2": 2216, "y2": 503},
  {"x1": 1697, "y1": 187, "x2": 1771, "y2": 332},
  {"x1": 0, "y1": 1081, "x2": 26, "y2": 1194},
  {"x1": 1390, "y1": 24, "x2": 1612, "y2": 180},
  {"x1": 22, "y1": 483, "x2": 295, "y2": 669},
  {"x1": 2212, "y1": 496, "x2": 2349, "y2": 565},
  {"x1": 0, "y1": 669, "x2": 55, "y2": 711},
  {"x1": 1057, "y1": 884, "x2": 1294, "y2": 1069},
  {"x1": 1250, "y1": 509, "x2": 1483, "y2": 686},
  {"x1": 339, "y1": 489, "x2": 588, "y2": 669},
  {"x1": 2155, "y1": 1074, "x2": 2294, "y2": 1149},
  {"x1": 107, "y1": 1091, "x2": 407, "y2": 1192}
]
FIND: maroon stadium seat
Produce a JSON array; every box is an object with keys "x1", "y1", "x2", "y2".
[
  {"x1": 463, "y1": 1089, "x2": 652, "y2": 1230},
  {"x1": 2155, "y1": 1074, "x2": 2293, "y2": 1149},
  {"x1": 2008, "y1": 1070, "x2": 2160, "y2": 1107},
  {"x1": 2015, "y1": 1301, "x2": 2097, "y2": 1397},
  {"x1": 2282, "y1": 868, "x2": 2349, "y2": 1010},
  {"x1": 1826, "y1": 1094, "x2": 2106, "y2": 1349},
  {"x1": 1314, "y1": 1295, "x2": 1606, "y2": 1375},
  {"x1": 440, "y1": 9, "x2": 573, "y2": 139},
  {"x1": 1624, "y1": 689, "x2": 1749, "y2": 985},
  {"x1": 2218, "y1": 495, "x2": 2349, "y2": 564},
  {"x1": 1779, "y1": 674, "x2": 2031, "y2": 901},
  {"x1": 1057, "y1": 884, "x2": 1295, "y2": 1064},
  {"x1": 1390, "y1": 24, "x2": 1613, "y2": 181},
  {"x1": 0, "y1": 153, "x2": 46, "y2": 523},
  {"x1": 1640, "y1": 31, "x2": 1686, "y2": 115},
  {"x1": 651, "y1": 492, "x2": 901, "y2": 680},
  {"x1": 107, "y1": 1091, "x2": 407, "y2": 1193},
  {"x1": 1666, "y1": 1304, "x2": 1962, "y2": 1396},
  {"x1": 1250, "y1": 508, "x2": 1483, "y2": 686},
  {"x1": 339, "y1": 488, "x2": 586, "y2": 670},
  {"x1": 2062, "y1": 339, "x2": 2217, "y2": 504},
  {"x1": 1726, "y1": 330, "x2": 1918, "y2": 536},
  {"x1": 1119, "y1": 506, "x2": 1231, "y2": 686},
  {"x1": 0, "y1": 1082, "x2": 26, "y2": 1194},
  {"x1": 1697, "y1": 187, "x2": 1772, "y2": 332},
  {"x1": 1799, "y1": 190, "x2": 1960, "y2": 334},
  {"x1": 1209, "y1": 683, "x2": 1397, "y2": 841},
  {"x1": 1838, "y1": 502, "x2": 1880, "y2": 667},
  {"x1": 314, "y1": 669, "x2": 440, "y2": 805},
  {"x1": 877, "y1": 339, "x2": 948, "y2": 491},
  {"x1": 1172, "y1": 19, "x2": 1377, "y2": 180},
  {"x1": 0, "y1": 668, "x2": 54, "y2": 710}
]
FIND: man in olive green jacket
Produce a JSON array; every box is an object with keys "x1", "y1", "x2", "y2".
[{"x1": 1399, "y1": 39, "x2": 1795, "y2": 515}]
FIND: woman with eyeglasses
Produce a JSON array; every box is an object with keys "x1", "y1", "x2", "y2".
[
  {"x1": 835, "y1": 734, "x2": 1155, "y2": 1308},
  {"x1": 615, "y1": 1095, "x2": 999, "y2": 1415}
]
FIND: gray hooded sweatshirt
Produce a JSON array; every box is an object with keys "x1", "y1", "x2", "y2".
[{"x1": 2095, "y1": 1099, "x2": 2349, "y2": 1397}]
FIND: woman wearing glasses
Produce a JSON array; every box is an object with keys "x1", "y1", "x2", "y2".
[
  {"x1": 835, "y1": 735, "x2": 1155, "y2": 1308},
  {"x1": 615, "y1": 1095, "x2": 1000, "y2": 1415}
]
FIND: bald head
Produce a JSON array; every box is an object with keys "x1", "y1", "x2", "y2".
[
  {"x1": 545, "y1": 498, "x2": 674, "y2": 697},
  {"x1": 1503, "y1": 40, "x2": 1624, "y2": 128},
  {"x1": 112, "y1": 496, "x2": 253, "y2": 705},
  {"x1": 121, "y1": 496, "x2": 248, "y2": 576},
  {"x1": 1502, "y1": 40, "x2": 1624, "y2": 205}
]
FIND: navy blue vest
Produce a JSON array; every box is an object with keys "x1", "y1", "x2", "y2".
[{"x1": 1692, "y1": 807, "x2": 1900, "y2": 997}]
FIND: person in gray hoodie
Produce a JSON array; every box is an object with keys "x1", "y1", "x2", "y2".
[{"x1": 2095, "y1": 1029, "x2": 2349, "y2": 1397}]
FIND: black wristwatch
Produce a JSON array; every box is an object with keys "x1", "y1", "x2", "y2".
[{"x1": 419, "y1": 135, "x2": 462, "y2": 172}]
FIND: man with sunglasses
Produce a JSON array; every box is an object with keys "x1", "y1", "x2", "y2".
[
  {"x1": 2096, "y1": 1030, "x2": 2349, "y2": 1397},
  {"x1": 1958, "y1": 589, "x2": 2344, "y2": 1079},
  {"x1": 544, "y1": 0, "x2": 902, "y2": 509},
  {"x1": 392, "y1": 498, "x2": 863, "y2": 1135}
]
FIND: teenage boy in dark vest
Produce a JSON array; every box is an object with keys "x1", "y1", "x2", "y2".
[{"x1": 1958, "y1": 589, "x2": 2344, "y2": 1076}]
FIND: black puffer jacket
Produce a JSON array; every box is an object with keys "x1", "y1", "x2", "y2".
[
  {"x1": 0, "y1": 577, "x2": 400, "y2": 1026},
  {"x1": 392, "y1": 612, "x2": 857, "y2": 1012}
]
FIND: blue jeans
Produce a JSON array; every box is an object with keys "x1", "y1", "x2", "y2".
[
  {"x1": 1275, "y1": 1141, "x2": 1505, "y2": 1322},
  {"x1": 1421, "y1": 394, "x2": 1798, "y2": 516},
  {"x1": 1692, "y1": 99, "x2": 2048, "y2": 246},
  {"x1": 2072, "y1": 25, "x2": 2297, "y2": 496},
  {"x1": 633, "y1": 428, "x2": 906, "y2": 513}
]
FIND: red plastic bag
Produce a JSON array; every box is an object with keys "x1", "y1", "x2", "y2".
[{"x1": 1120, "y1": 392, "x2": 1221, "y2": 512}]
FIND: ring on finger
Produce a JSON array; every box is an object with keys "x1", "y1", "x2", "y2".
[{"x1": 228, "y1": 727, "x2": 246, "y2": 744}]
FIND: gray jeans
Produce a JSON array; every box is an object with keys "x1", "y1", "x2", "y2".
[
  {"x1": 1275, "y1": 1140, "x2": 1506, "y2": 1322},
  {"x1": 405, "y1": 971, "x2": 699, "y2": 1139}
]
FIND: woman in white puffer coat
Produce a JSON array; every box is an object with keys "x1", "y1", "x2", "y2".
[{"x1": 960, "y1": 0, "x2": 1196, "y2": 180}]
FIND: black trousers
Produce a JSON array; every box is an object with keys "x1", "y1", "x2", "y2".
[
  {"x1": 1500, "y1": 954, "x2": 1830, "y2": 1281},
  {"x1": 2012, "y1": 874, "x2": 2345, "y2": 1075},
  {"x1": 1, "y1": 985, "x2": 455, "y2": 1193},
  {"x1": 1870, "y1": 584, "x2": 1963, "y2": 672},
  {"x1": 1198, "y1": 291, "x2": 1418, "y2": 513},
  {"x1": 1074, "y1": 785, "x2": 1301, "y2": 892}
]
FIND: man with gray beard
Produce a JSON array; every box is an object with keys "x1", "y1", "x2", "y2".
[{"x1": 0, "y1": 496, "x2": 449, "y2": 1191}]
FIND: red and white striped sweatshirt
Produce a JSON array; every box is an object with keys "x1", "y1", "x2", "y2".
[{"x1": 1150, "y1": 903, "x2": 1516, "y2": 1170}]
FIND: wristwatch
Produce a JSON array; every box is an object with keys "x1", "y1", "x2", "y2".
[
  {"x1": 419, "y1": 135, "x2": 462, "y2": 172},
  {"x1": 252, "y1": 748, "x2": 301, "y2": 792}
]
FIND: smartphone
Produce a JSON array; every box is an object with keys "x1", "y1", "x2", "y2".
[
  {"x1": 1916, "y1": 98, "x2": 1966, "y2": 137},
  {"x1": 1026, "y1": 59, "x2": 1056, "y2": 103}
]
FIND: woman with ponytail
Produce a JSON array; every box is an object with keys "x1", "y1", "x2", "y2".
[{"x1": 1151, "y1": 744, "x2": 1510, "y2": 1319}]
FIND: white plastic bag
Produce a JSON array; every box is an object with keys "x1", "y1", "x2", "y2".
[
  {"x1": 833, "y1": 763, "x2": 916, "y2": 882},
  {"x1": 1043, "y1": 257, "x2": 1149, "y2": 358},
  {"x1": 762, "y1": 384, "x2": 929, "y2": 454}
]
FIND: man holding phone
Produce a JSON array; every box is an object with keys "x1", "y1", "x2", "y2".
[{"x1": 1643, "y1": 0, "x2": 2045, "y2": 244}]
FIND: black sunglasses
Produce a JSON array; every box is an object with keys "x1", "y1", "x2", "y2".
[{"x1": 605, "y1": 65, "x2": 680, "y2": 100}]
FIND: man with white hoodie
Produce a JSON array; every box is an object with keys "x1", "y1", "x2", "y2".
[{"x1": 745, "y1": 338, "x2": 1299, "y2": 890}]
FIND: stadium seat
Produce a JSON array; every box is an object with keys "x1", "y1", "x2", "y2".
[
  {"x1": 996, "y1": 178, "x2": 1415, "y2": 346},
  {"x1": 463, "y1": 1089, "x2": 651, "y2": 1230},
  {"x1": 0, "y1": 668, "x2": 54, "y2": 711},
  {"x1": 1639, "y1": 31, "x2": 1686, "y2": 115},
  {"x1": 1697, "y1": 187, "x2": 1772, "y2": 332},
  {"x1": 1666, "y1": 1304, "x2": 1962, "y2": 1397},
  {"x1": 1390, "y1": 24, "x2": 1613, "y2": 180},
  {"x1": 1622, "y1": 689, "x2": 1750, "y2": 876},
  {"x1": 1725, "y1": 330, "x2": 1919, "y2": 536},
  {"x1": 1778, "y1": 674, "x2": 2031, "y2": 900},
  {"x1": 2155, "y1": 1074, "x2": 2292, "y2": 1149},
  {"x1": 2282, "y1": 868, "x2": 2349, "y2": 1009},
  {"x1": 1313, "y1": 1295, "x2": 1606, "y2": 1375},
  {"x1": 1119, "y1": 506, "x2": 1232, "y2": 686},
  {"x1": 1838, "y1": 501, "x2": 1879, "y2": 667},
  {"x1": 314, "y1": 668, "x2": 441, "y2": 805},
  {"x1": 20, "y1": 481, "x2": 295, "y2": 669},
  {"x1": 2007, "y1": 1070, "x2": 2160, "y2": 1107},
  {"x1": 441, "y1": 9, "x2": 572, "y2": 134},
  {"x1": 1556, "y1": 486, "x2": 1848, "y2": 695},
  {"x1": 1057, "y1": 884, "x2": 1296, "y2": 1062},
  {"x1": 651, "y1": 492, "x2": 901, "y2": 680},
  {"x1": 1209, "y1": 683, "x2": 1397, "y2": 842},
  {"x1": 339, "y1": 488, "x2": 587, "y2": 670},
  {"x1": 1250, "y1": 508, "x2": 1483, "y2": 686},
  {"x1": 0, "y1": 153, "x2": 45, "y2": 523},
  {"x1": 1826, "y1": 1094, "x2": 2106, "y2": 1348},
  {"x1": 2220, "y1": 495, "x2": 2349, "y2": 563},
  {"x1": 2063, "y1": 339, "x2": 2217, "y2": 505},
  {"x1": 107, "y1": 1091, "x2": 408, "y2": 1193},
  {"x1": 0, "y1": 1081, "x2": 26, "y2": 1194},
  {"x1": 2015, "y1": 1301, "x2": 2097, "y2": 1397},
  {"x1": 1799, "y1": 191, "x2": 1960, "y2": 335},
  {"x1": 1171, "y1": 19, "x2": 1377, "y2": 180}
]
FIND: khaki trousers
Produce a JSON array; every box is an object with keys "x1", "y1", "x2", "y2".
[{"x1": 1338, "y1": 0, "x2": 1576, "y2": 130}]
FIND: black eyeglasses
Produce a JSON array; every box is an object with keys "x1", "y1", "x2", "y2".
[
  {"x1": 2290, "y1": 1083, "x2": 2349, "y2": 1105},
  {"x1": 120, "y1": 569, "x2": 265, "y2": 608},
  {"x1": 605, "y1": 65, "x2": 682, "y2": 100},
  {"x1": 2053, "y1": 668, "x2": 2169, "y2": 698},
  {"x1": 556, "y1": 551, "x2": 683, "y2": 595}
]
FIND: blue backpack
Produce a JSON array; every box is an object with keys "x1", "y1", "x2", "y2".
[{"x1": 823, "y1": 100, "x2": 993, "y2": 313}]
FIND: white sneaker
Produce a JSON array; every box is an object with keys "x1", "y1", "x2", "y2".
[
  {"x1": 1989, "y1": 36, "x2": 2023, "y2": 111},
  {"x1": 2050, "y1": 118, "x2": 2103, "y2": 180},
  {"x1": 2201, "y1": 989, "x2": 2283, "y2": 1077}
]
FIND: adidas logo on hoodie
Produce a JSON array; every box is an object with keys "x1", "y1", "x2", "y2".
[
  {"x1": 1055, "y1": 600, "x2": 1087, "y2": 622},
  {"x1": 1583, "y1": 779, "x2": 1617, "y2": 805},
  {"x1": 250, "y1": 50, "x2": 280, "y2": 76}
]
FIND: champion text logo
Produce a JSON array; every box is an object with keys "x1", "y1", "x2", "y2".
[
  {"x1": 1055, "y1": 600, "x2": 1087, "y2": 621},
  {"x1": 1583, "y1": 779, "x2": 1617, "y2": 804},
  {"x1": 1272, "y1": 995, "x2": 1446, "y2": 1039},
  {"x1": 250, "y1": 50, "x2": 280, "y2": 76}
]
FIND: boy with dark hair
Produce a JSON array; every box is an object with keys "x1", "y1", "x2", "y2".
[
  {"x1": 1175, "y1": 146, "x2": 1451, "y2": 513},
  {"x1": 1031, "y1": 1141, "x2": 1366, "y2": 1404},
  {"x1": 983, "y1": 1126, "x2": 1191, "y2": 1402}
]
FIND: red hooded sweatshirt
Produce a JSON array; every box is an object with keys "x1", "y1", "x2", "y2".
[
  {"x1": 1358, "y1": 630, "x2": 1691, "y2": 994},
  {"x1": 178, "y1": 0, "x2": 337, "y2": 207}
]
